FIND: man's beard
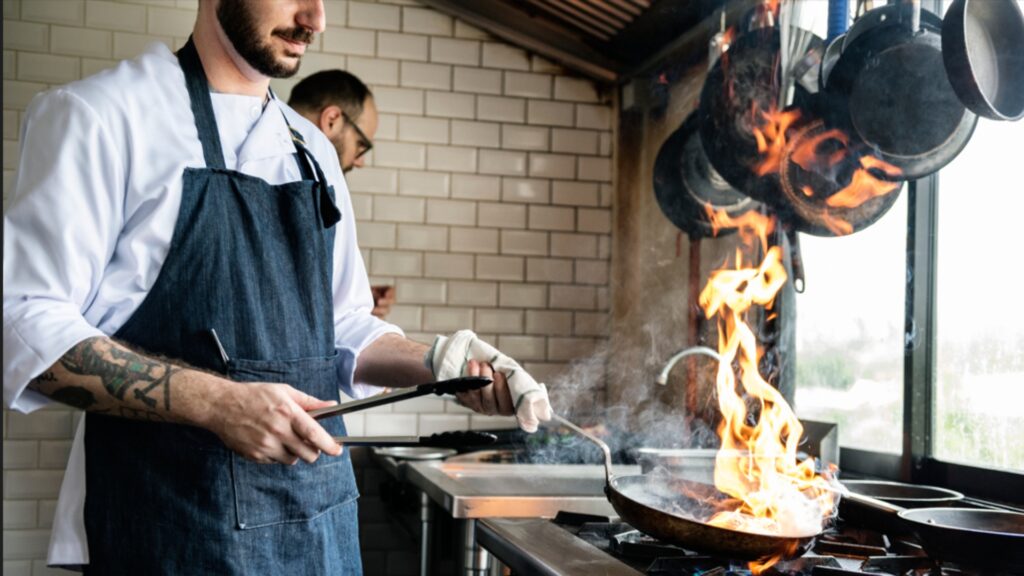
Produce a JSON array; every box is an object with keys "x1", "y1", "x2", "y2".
[{"x1": 217, "y1": 0, "x2": 313, "y2": 79}]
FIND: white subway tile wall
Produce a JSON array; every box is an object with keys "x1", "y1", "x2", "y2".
[{"x1": 2, "y1": 1, "x2": 614, "y2": 569}]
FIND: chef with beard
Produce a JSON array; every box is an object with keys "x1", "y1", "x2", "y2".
[{"x1": 1, "y1": 1, "x2": 552, "y2": 573}]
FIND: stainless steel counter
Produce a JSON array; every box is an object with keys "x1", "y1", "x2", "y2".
[
  {"x1": 402, "y1": 460, "x2": 640, "y2": 575},
  {"x1": 404, "y1": 460, "x2": 639, "y2": 518},
  {"x1": 476, "y1": 518, "x2": 644, "y2": 576}
]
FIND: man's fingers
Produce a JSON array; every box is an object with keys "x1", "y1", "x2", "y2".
[
  {"x1": 288, "y1": 388, "x2": 337, "y2": 411},
  {"x1": 292, "y1": 412, "x2": 343, "y2": 457},
  {"x1": 458, "y1": 361, "x2": 484, "y2": 412},
  {"x1": 478, "y1": 363, "x2": 498, "y2": 416},
  {"x1": 492, "y1": 371, "x2": 514, "y2": 416},
  {"x1": 282, "y1": 435, "x2": 322, "y2": 464}
]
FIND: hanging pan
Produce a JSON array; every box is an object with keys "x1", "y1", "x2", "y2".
[
  {"x1": 942, "y1": 0, "x2": 1024, "y2": 121},
  {"x1": 699, "y1": 26, "x2": 902, "y2": 239},
  {"x1": 653, "y1": 112, "x2": 758, "y2": 239},
  {"x1": 824, "y1": 0, "x2": 978, "y2": 180}
]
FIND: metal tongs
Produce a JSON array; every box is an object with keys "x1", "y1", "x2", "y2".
[{"x1": 308, "y1": 376, "x2": 500, "y2": 448}]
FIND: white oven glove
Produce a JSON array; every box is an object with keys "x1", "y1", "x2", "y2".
[{"x1": 426, "y1": 330, "x2": 552, "y2": 433}]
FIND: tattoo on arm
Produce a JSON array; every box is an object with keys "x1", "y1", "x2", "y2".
[
  {"x1": 28, "y1": 337, "x2": 181, "y2": 421},
  {"x1": 59, "y1": 338, "x2": 180, "y2": 411}
]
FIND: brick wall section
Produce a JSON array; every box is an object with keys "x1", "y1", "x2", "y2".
[{"x1": 2, "y1": 0, "x2": 615, "y2": 572}]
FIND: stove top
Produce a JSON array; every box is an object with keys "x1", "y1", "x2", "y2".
[
  {"x1": 536, "y1": 511, "x2": 1004, "y2": 576},
  {"x1": 473, "y1": 506, "x2": 1015, "y2": 573}
]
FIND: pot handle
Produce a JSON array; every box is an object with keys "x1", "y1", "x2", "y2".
[
  {"x1": 908, "y1": 0, "x2": 921, "y2": 34},
  {"x1": 551, "y1": 414, "x2": 614, "y2": 486}
]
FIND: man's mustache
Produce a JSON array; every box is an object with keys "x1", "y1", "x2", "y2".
[{"x1": 274, "y1": 27, "x2": 314, "y2": 45}]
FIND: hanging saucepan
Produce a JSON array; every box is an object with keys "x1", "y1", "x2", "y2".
[
  {"x1": 653, "y1": 112, "x2": 757, "y2": 239},
  {"x1": 824, "y1": 0, "x2": 978, "y2": 180},
  {"x1": 554, "y1": 415, "x2": 820, "y2": 562},
  {"x1": 699, "y1": 27, "x2": 901, "y2": 238},
  {"x1": 942, "y1": 0, "x2": 1024, "y2": 121},
  {"x1": 775, "y1": 117, "x2": 905, "y2": 237},
  {"x1": 699, "y1": 27, "x2": 793, "y2": 204},
  {"x1": 841, "y1": 490, "x2": 1024, "y2": 572}
]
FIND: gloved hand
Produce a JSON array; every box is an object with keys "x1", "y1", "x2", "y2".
[{"x1": 426, "y1": 330, "x2": 552, "y2": 433}]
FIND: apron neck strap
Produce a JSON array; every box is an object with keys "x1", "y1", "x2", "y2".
[{"x1": 177, "y1": 36, "x2": 226, "y2": 170}]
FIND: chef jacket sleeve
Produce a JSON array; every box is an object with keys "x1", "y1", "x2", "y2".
[
  {"x1": 325, "y1": 157, "x2": 404, "y2": 400},
  {"x1": 3, "y1": 89, "x2": 121, "y2": 413}
]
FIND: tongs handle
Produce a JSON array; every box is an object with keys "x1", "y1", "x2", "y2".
[
  {"x1": 419, "y1": 376, "x2": 493, "y2": 396},
  {"x1": 333, "y1": 431, "x2": 498, "y2": 447},
  {"x1": 308, "y1": 377, "x2": 493, "y2": 420}
]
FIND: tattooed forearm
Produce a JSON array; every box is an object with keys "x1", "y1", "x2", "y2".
[
  {"x1": 26, "y1": 337, "x2": 197, "y2": 423},
  {"x1": 59, "y1": 338, "x2": 179, "y2": 411}
]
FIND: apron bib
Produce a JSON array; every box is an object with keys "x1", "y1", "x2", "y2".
[{"x1": 83, "y1": 38, "x2": 361, "y2": 575}]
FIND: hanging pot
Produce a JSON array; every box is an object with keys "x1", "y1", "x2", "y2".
[
  {"x1": 824, "y1": 1, "x2": 978, "y2": 180},
  {"x1": 699, "y1": 27, "x2": 790, "y2": 204},
  {"x1": 654, "y1": 112, "x2": 757, "y2": 239},
  {"x1": 942, "y1": 0, "x2": 1024, "y2": 121},
  {"x1": 699, "y1": 27, "x2": 900, "y2": 239}
]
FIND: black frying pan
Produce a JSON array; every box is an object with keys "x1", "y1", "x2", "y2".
[
  {"x1": 654, "y1": 113, "x2": 756, "y2": 239},
  {"x1": 842, "y1": 490, "x2": 1024, "y2": 571},
  {"x1": 556, "y1": 415, "x2": 819, "y2": 561},
  {"x1": 824, "y1": 1, "x2": 978, "y2": 180},
  {"x1": 942, "y1": 0, "x2": 1024, "y2": 121}
]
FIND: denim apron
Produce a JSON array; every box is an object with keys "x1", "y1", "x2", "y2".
[{"x1": 83, "y1": 38, "x2": 361, "y2": 575}]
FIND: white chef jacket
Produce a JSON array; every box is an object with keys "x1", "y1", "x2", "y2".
[{"x1": 2, "y1": 42, "x2": 401, "y2": 566}]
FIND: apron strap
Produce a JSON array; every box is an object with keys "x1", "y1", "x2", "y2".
[
  {"x1": 177, "y1": 37, "x2": 227, "y2": 170},
  {"x1": 272, "y1": 90, "x2": 342, "y2": 229}
]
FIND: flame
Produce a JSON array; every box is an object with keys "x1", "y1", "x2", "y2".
[
  {"x1": 752, "y1": 108, "x2": 801, "y2": 176},
  {"x1": 698, "y1": 210, "x2": 838, "y2": 573},
  {"x1": 825, "y1": 156, "x2": 902, "y2": 208}
]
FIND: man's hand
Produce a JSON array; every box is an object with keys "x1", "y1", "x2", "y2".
[
  {"x1": 428, "y1": 330, "x2": 553, "y2": 431},
  {"x1": 371, "y1": 285, "x2": 395, "y2": 318},
  {"x1": 208, "y1": 382, "x2": 343, "y2": 465},
  {"x1": 457, "y1": 360, "x2": 514, "y2": 416}
]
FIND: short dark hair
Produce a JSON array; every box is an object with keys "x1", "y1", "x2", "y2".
[{"x1": 288, "y1": 70, "x2": 373, "y2": 120}]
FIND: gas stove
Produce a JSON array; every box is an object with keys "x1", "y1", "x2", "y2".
[{"x1": 476, "y1": 511, "x2": 1010, "y2": 576}]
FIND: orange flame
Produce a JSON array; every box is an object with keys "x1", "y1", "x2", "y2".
[
  {"x1": 825, "y1": 156, "x2": 902, "y2": 208},
  {"x1": 752, "y1": 108, "x2": 801, "y2": 176},
  {"x1": 698, "y1": 210, "x2": 837, "y2": 573}
]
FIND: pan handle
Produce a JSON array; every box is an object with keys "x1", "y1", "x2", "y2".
[
  {"x1": 550, "y1": 414, "x2": 614, "y2": 486},
  {"x1": 839, "y1": 488, "x2": 907, "y2": 514}
]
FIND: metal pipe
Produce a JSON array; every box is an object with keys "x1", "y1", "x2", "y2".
[
  {"x1": 655, "y1": 346, "x2": 721, "y2": 386},
  {"x1": 827, "y1": 0, "x2": 850, "y2": 41},
  {"x1": 419, "y1": 491, "x2": 434, "y2": 576}
]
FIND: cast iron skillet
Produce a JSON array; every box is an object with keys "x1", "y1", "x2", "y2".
[
  {"x1": 653, "y1": 112, "x2": 757, "y2": 239},
  {"x1": 942, "y1": 0, "x2": 1024, "y2": 121},
  {"x1": 842, "y1": 490, "x2": 1024, "y2": 571},
  {"x1": 824, "y1": 1, "x2": 978, "y2": 180},
  {"x1": 556, "y1": 415, "x2": 819, "y2": 561}
]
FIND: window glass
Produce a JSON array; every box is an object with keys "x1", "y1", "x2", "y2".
[
  {"x1": 934, "y1": 118, "x2": 1024, "y2": 472},
  {"x1": 794, "y1": 196, "x2": 907, "y2": 453}
]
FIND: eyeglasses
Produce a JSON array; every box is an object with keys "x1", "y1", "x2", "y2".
[{"x1": 342, "y1": 111, "x2": 373, "y2": 159}]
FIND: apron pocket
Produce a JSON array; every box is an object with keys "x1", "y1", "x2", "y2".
[{"x1": 227, "y1": 353, "x2": 360, "y2": 529}]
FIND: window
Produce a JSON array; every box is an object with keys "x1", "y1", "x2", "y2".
[
  {"x1": 793, "y1": 196, "x2": 907, "y2": 453},
  {"x1": 933, "y1": 119, "x2": 1024, "y2": 472}
]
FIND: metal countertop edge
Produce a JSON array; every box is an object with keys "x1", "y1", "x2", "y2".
[{"x1": 476, "y1": 518, "x2": 644, "y2": 576}]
